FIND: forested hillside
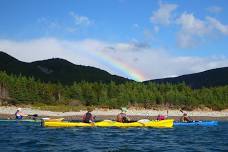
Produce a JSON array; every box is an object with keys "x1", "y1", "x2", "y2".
[
  {"x1": 0, "y1": 71, "x2": 227, "y2": 110},
  {"x1": 148, "y1": 67, "x2": 228, "y2": 88}
]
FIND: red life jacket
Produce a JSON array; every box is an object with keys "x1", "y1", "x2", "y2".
[
  {"x1": 157, "y1": 115, "x2": 165, "y2": 120},
  {"x1": 83, "y1": 112, "x2": 94, "y2": 123}
]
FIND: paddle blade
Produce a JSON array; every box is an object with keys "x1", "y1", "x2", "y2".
[
  {"x1": 33, "y1": 114, "x2": 38, "y2": 117},
  {"x1": 28, "y1": 114, "x2": 38, "y2": 117}
]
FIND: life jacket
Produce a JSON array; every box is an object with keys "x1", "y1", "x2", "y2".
[
  {"x1": 180, "y1": 116, "x2": 190, "y2": 122},
  {"x1": 15, "y1": 111, "x2": 23, "y2": 120},
  {"x1": 117, "y1": 113, "x2": 128, "y2": 123},
  {"x1": 157, "y1": 115, "x2": 165, "y2": 120},
  {"x1": 184, "y1": 116, "x2": 191, "y2": 122},
  {"x1": 83, "y1": 112, "x2": 93, "y2": 123}
]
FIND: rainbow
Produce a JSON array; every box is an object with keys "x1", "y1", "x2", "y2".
[{"x1": 87, "y1": 50, "x2": 145, "y2": 82}]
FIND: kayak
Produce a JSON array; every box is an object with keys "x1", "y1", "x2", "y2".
[
  {"x1": 0, "y1": 119, "x2": 41, "y2": 122},
  {"x1": 0, "y1": 118, "x2": 64, "y2": 123},
  {"x1": 41, "y1": 118, "x2": 64, "y2": 122},
  {"x1": 42, "y1": 119, "x2": 174, "y2": 128},
  {"x1": 174, "y1": 121, "x2": 218, "y2": 126}
]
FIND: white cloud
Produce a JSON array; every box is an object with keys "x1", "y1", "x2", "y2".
[
  {"x1": 207, "y1": 6, "x2": 223, "y2": 14},
  {"x1": 176, "y1": 13, "x2": 209, "y2": 48},
  {"x1": 150, "y1": 2, "x2": 178, "y2": 25},
  {"x1": 1, "y1": 38, "x2": 228, "y2": 81},
  {"x1": 0, "y1": 38, "x2": 71, "y2": 61},
  {"x1": 176, "y1": 13, "x2": 228, "y2": 48},
  {"x1": 176, "y1": 33, "x2": 198, "y2": 48},
  {"x1": 177, "y1": 13, "x2": 209, "y2": 36},
  {"x1": 69, "y1": 12, "x2": 92, "y2": 27},
  {"x1": 206, "y1": 16, "x2": 228, "y2": 35},
  {"x1": 149, "y1": 3, "x2": 227, "y2": 49},
  {"x1": 143, "y1": 29, "x2": 154, "y2": 41}
]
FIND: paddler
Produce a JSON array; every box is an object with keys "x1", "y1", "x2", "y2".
[
  {"x1": 15, "y1": 108, "x2": 28, "y2": 120},
  {"x1": 180, "y1": 110, "x2": 192, "y2": 122},
  {"x1": 157, "y1": 110, "x2": 168, "y2": 120},
  {"x1": 116, "y1": 107, "x2": 130, "y2": 123},
  {"x1": 82, "y1": 107, "x2": 95, "y2": 123}
]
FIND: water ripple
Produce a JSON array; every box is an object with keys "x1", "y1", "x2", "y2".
[{"x1": 0, "y1": 121, "x2": 228, "y2": 152}]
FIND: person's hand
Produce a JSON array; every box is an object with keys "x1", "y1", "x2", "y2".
[{"x1": 90, "y1": 122, "x2": 95, "y2": 127}]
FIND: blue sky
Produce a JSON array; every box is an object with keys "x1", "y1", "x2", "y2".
[{"x1": 0, "y1": 0, "x2": 228, "y2": 81}]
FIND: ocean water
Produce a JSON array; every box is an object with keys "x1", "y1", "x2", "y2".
[{"x1": 0, "y1": 121, "x2": 227, "y2": 152}]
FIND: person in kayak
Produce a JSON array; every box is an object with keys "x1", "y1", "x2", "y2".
[
  {"x1": 82, "y1": 107, "x2": 95, "y2": 123},
  {"x1": 157, "y1": 110, "x2": 168, "y2": 120},
  {"x1": 180, "y1": 110, "x2": 192, "y2": 122},
  {"x1": 116, "y1": 107, "x2": 130, "y2": 123},
  {"x1": 15, "y1": 108, "x2": 28, "y2": 120}
]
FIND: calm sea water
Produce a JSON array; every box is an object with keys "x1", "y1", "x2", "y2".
[{"x1": 0, "y1": 121, "x2": 227, "y2": 152}]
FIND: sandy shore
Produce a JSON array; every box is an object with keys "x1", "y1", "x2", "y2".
[{"x1": 1, "y1": 106, "x2": 228, "y2": 121}]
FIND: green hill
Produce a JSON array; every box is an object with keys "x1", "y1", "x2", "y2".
[
  {"x1": 0, "y1": 51, "x2": 129, "y2": 85},
  {"x1": 145, "y1": 67, "x2": 228, "y2": 88}
]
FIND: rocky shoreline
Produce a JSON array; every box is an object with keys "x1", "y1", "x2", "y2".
[
  {"x1": 1, "y1": 114, "x2": 228, "y2": 121},
  {"x1": 1, "y1": 106, "x2": 228, "y2": 121}
]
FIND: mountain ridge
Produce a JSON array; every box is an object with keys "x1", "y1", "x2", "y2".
[
  {"x1": 0, "y1": 51, "x2": 228, "y2": 88},
  {"x1": 145, "y1": 67, "x2": 228, "y2": 88},
  {"x1": 0, "y1": 51, "x2": 130, "y2": 84}
]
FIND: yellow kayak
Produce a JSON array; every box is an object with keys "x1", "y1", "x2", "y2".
[
  {"x1": 42, "y1": 119, "x2": 174, "y2": 128},
  {"x1": 42, "y1": 118, "x2": 64, "y2": 122}
]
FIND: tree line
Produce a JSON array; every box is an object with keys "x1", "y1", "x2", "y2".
[{"x1": 0, "y1": 71, "x2": 227, "y2": 110}]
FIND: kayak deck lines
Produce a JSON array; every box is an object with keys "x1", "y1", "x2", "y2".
[
  {"x1": 42, "y1": 119, "x2": 174, "y2": 128},
  {"x1": 174, "y1": 121, "x2": 218, "y2": 126}
]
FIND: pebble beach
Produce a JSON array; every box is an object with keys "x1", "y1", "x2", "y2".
[{"x1": 1, "y1": 106, "x2": 228, "y2": 121}]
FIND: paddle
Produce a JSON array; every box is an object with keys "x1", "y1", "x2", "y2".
[
  {"x1": 180, "y1": 109, "x2": 184, "y2": 114},
  {"x1": 166, "y1": 110, "x2": 169, "y2": 118},
  {"x1": 28, "y1": 114, "x2": 38, "y2": 117}
]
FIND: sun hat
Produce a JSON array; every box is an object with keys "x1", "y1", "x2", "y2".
[
  {"x1": 121, "y1": 107, "x2": 128, "y2": 112},
  {"x1": 17, "y1": 108, "x2": 22, "y2": 111}
]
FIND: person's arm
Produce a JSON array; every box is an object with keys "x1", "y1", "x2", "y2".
[
  {"x1": 91, "y1": 114, "x2": 95, "y2": 122},
  {"x1": 186, "y1": 116, "x2": 193, "y2": 122},
  {"x1": 19, "y1": 112, "x2": 28, "y2": 117},
  {"x1": 82, "y1": 114, "x2": 86, "y2": 121},
  {"x1": 116, "y1": 114, "x2": 121, "y2": 122}
]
